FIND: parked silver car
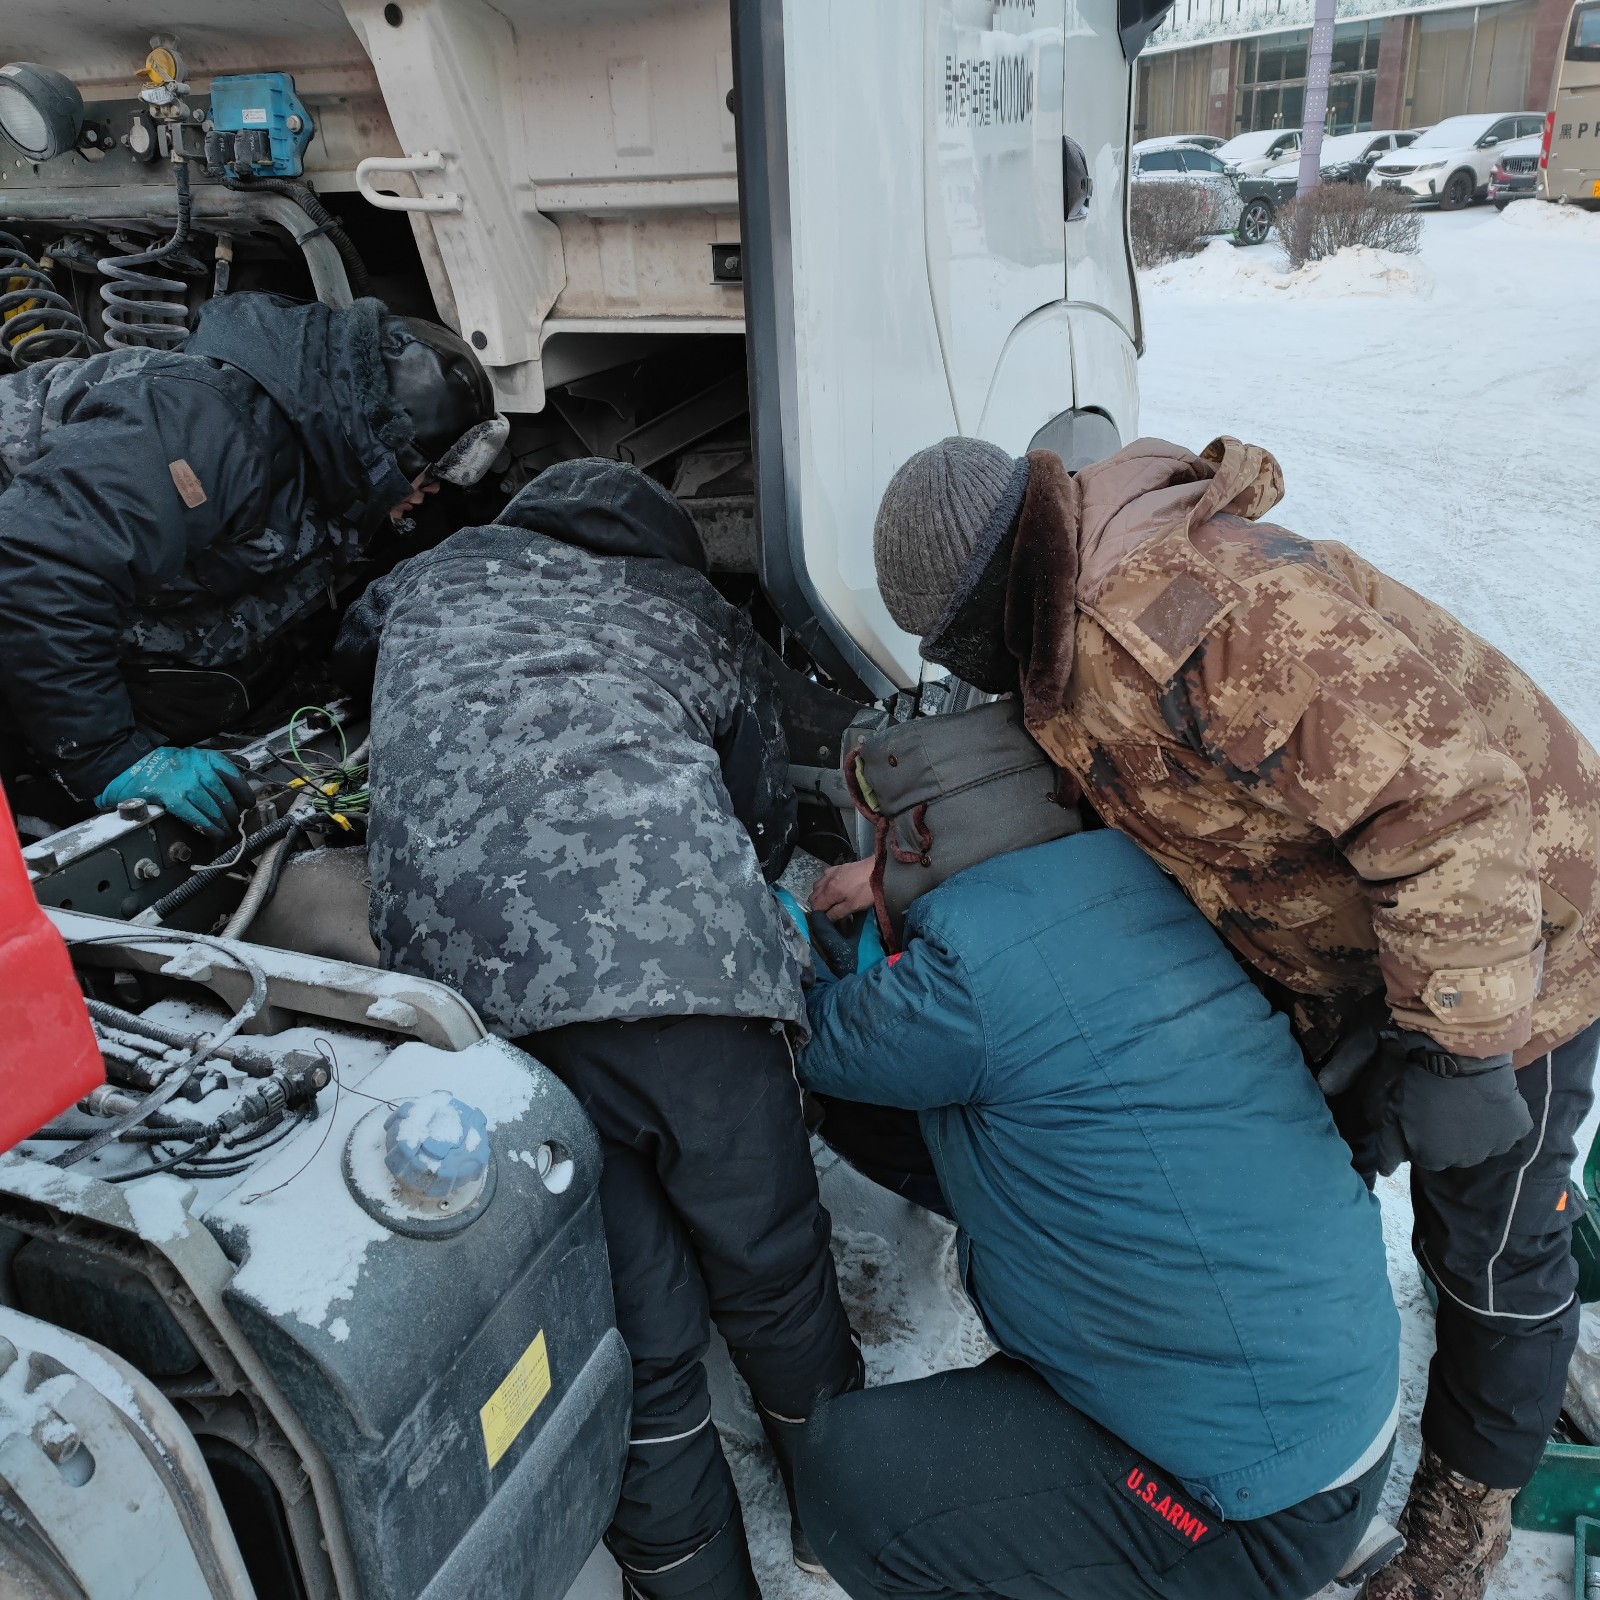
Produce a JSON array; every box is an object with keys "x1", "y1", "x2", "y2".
[{"x1": 1131, "y1": 143, "x2": 1244, "y2": 233}]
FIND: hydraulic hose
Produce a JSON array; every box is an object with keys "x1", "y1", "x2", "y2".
[
  {"x1": 52, "y1": 929, "x2": 269, "y2": 1167},
  {"x1": 85, "y1": 997, "x2": 274, "y2": 1076},
  {"x1": 222, "y1": 823, "x2": 303, "y2": 940},
  {"x1": 136, "y1": 814, "x2": 300, "y2": 927},
  {"x1": 220, "y1": 171, "x2": 371, "y2": 299}
]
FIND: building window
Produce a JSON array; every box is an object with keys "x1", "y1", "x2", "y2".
[{"x1": 1236, "y1": 19, "x2": 1382, "y2": 134}]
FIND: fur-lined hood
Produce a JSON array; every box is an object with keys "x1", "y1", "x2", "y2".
[{"x1": 921, "y1": 435, "x2": 1286, "y2": 726}]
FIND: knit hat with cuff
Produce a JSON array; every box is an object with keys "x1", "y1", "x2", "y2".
[{"x1": 874, "y1": 436, "x2": 1029, "y2": 637}]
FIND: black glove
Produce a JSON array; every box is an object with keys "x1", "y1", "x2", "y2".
[{"x1": 1362, "y1": 1030, "x2": 1532, "y2": 1176}]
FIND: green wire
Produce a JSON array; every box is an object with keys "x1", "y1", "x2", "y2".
[{"x1": 282, "y1": 705, "x2": 370, "y2": 817}]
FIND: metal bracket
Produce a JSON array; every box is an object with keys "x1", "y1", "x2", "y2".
[{"x1": 355, "y1": 151, "x2": 463, "y2": 214}]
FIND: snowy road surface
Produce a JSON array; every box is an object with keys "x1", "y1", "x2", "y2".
[{"x1": 573, "y1": 204, "x2": 1600, "y2": 1600}]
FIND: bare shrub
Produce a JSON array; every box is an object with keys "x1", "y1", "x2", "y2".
[
  {"x1": 1277, "y1": 183, "x2": 1423, "y2": 268},
  {"x1": 1130, "y1": 183, "x2": 1216, "y2": 269}
]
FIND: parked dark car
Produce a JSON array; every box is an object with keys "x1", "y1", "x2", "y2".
[{"x1": 1236, "y1": 130, "x2": 1420, "y2": 245}]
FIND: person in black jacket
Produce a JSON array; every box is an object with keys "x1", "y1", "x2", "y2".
[
  {"x1": 0, "y1": 291, "x2": 506, "y2": 836},
  {"x1": 335, "y1": 459, "x2": 863, "y2": 1600}
]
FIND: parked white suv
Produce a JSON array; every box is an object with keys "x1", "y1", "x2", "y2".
[
  {"x1": 1367, "y1": 112, "x2": 1550, "y2": 209},
  {"x1": 1216, "y1": 127, "x2": 1302, "y2": 178}
]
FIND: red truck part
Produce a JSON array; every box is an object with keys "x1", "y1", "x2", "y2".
[{"x1": 0, "y1": 793, "x2": 102, "y2": 1151}]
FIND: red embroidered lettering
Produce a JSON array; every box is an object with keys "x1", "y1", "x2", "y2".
[{"x1": 1117, "y1": 1463, "x2": 1214, "y2": 1547}]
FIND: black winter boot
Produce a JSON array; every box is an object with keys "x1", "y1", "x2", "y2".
[
  {"x1": 618, "y1": 1515, "x2": 761, "y2": 1600},
  {"x1": 762, "y1": 1408, "x2": 826, "y2": 1574},
  {"x1": 761, "y1": 1345, "x2": 866, "y2": 1575}
]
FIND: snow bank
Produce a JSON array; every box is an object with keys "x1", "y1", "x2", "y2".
[
  {"x1": 1143, "y1": 238, "x2": 1433, "y2": 301},
  {"x1": 1498, "y1": 197, "x2": 1600, "y2": 241}
]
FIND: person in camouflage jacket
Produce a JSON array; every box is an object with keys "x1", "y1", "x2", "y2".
[
  {"x1": 338, "y1": 458, "x2": 861, "y2": 1600},
  {"x1": 852, "y1": 432, "x2": 1600, "y2": 1600}
]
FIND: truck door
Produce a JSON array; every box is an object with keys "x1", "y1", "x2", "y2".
[
  {"x1": 925, "y1": 2, "x2": 1067, "y2": 436},
  {"x1": 735, "y1": 0, "x2": 1078, "y2": 695}
]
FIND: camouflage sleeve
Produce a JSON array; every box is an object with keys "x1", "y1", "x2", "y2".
[
  {"x1": 330, "y1": 563, "x2": 406, "y2": 696},
  {"x1": 0, "y1": 376, "x2": 270, "y2": 798},
  {"x1": 717, "y1": 613, "x2": 799, "y2": 884},
  {"x1": 1170, "y1": 580, "x2": 1543, "y2": 1059}
]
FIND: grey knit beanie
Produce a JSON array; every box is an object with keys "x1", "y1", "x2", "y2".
[{"x1": 874, "y1": 436, "x2": 1020, "y2": 636}]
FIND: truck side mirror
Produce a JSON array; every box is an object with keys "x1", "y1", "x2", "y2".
[
  {"x1": 1119, "y1": 0, "x2": 1176, "y2": 60},
  {"x1": 1064, "y1": 137, "x2": 1094, "y2": 220}
]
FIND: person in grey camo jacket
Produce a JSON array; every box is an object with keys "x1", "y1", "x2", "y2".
[{"x1": 336, "y1": 458, "x2": 861, "y2": 1600}]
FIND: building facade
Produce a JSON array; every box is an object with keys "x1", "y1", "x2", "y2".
[{"x1": 1135, "y1": 0, "x2": 1575, "y2": 139}]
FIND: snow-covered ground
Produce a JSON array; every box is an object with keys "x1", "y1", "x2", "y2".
[
  {"x1": 574, "y1": 202, "x2": 1600, "y2": 1600},
  {"x1": 1133, "y1": 199, "x2": 1600, "y2": 1600},
  {"x1": 1140, "y1": 203, "x2": 1600, "y2": 755}
]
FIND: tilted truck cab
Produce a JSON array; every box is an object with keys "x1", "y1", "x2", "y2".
[{"x1": 0, "y1": 2, "x2": 1169, "y2": 1596}]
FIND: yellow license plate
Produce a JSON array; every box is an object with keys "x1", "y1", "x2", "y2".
[{"x1": 1592, "y1": 179, "x2": 1600, "y2": 198}]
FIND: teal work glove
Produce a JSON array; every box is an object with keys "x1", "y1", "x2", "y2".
[{"x1": 96, "y1": 747, "x2": 253, "y2": 839}]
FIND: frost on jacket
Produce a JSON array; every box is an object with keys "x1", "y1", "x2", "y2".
[
  {"x1": 1004, "y1": 438, "x2": 1600, "y2": 1066},
  {"x1": 339, "y1": 461, "x2": 809, "y2": 1038}
]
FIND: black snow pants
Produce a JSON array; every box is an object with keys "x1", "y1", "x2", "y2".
[
  {"x1": 1336, "y1": 1017, "x2": 1600, "y2": 1488},
  {"x1": 794, "y1": 1355, "x2": 1392, "y2": 1600},
  {"x1": 527, "y1": 1014, "x2": 862, "y2": 1600}
]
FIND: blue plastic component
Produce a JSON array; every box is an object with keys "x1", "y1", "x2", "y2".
[
  {"x1": 384, "y1": 1094, "x2": 491, "y2": 1200},
  {"x1": 207, "y1": 73, "x2": 314, "y2": 178}
]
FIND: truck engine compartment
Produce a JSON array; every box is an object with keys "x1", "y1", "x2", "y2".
[{"x1": 0, "y1": 905, "x2": 629, "y2": 1600}]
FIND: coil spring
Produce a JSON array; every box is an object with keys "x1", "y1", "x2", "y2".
[
  {"x1": 0, "y1": 232, "x2": 97, "y2": 367},
  {"x1": 98, "y1": 159, "x2": 193, "y2": 352}
]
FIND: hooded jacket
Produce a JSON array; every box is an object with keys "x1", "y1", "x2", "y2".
[
  {"x1": 926, "y1": 436, "x2": 1600, "y2": 1066},
  {"x1": 800, "y1": 829, "x2": 1399, "y2": 1519},
  {"x1": 336, "y1": 458, "x2": 809, "y2": 1037},
  {"x1": 0, "y1": 293, "x2": 418, "y2": 798}
]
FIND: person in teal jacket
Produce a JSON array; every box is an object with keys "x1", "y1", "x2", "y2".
[{"x1": 793, "y1": 814, "x2": 1402, "y2": 1600}]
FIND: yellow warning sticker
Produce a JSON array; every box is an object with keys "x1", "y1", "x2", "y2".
[{"x1": 480, "y1": 1330, "x2": 552, "y2": 1469}]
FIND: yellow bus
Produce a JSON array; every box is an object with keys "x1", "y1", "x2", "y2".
[{"x1": 1543, "y1": 0, "x2": 1600, "y2": 204}]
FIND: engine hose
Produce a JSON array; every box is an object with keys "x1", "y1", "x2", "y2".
[
  {"x1": 98, "y1": 158, "x2": 194, "y2": 350},
  {"x1": 0, "y1": 232, "x2": 97, "y2": 366},
  {"x1": 221, "y1": 171, "x2": 371, "y2": 300},
  {"x1": 139, "y1": 813, "x2": 301, "y2": 925},
  {"x1": 52, "y1": 927, "x2": 268, "y2": 1168},
  {"x1": 85, "y1": 997, "x2": 275, "y2": 1076},
  {"x1": 29, "y1": 1120, "x2": 209, "y2": 1143},
  {"x1": 221, "y1": 823, "x2": 303, "y2": 940},
  {"x1": 85, "y1": 998, "x2": 199, "y2": 1052}
]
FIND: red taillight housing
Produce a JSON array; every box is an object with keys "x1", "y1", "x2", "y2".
[{"x1": 1541, "y1": 110, "x2": 1555, "y2": 169}]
